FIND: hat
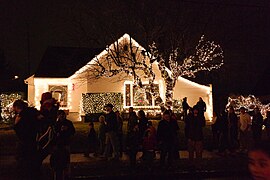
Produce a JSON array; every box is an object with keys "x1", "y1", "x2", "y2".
[
  {"x1": 105, "y1": 103, "x2": 114, "y2": 108},
  {"x1": 240, "y1": 107, "x2": 246, "y2": 110}
]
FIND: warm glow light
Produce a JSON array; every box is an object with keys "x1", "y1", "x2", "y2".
[{"x1": 34, "y1": 78, "x2": 72, "y2": 110}]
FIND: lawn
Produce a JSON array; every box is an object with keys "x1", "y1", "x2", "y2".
[{"x1": 0, "y1": 121, "x2": 214, "y2": 156}]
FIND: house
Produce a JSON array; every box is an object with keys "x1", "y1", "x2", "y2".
[{"x1": 25, "y1": 34, "x2": 213, "y2": 121}]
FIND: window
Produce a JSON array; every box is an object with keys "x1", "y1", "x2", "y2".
[
  {"x1": 124, "y1": 82, "x2": 160, "y2": 107},
  {"x1": 49, "y1": 85, "x2": 68, "y2": 107}
]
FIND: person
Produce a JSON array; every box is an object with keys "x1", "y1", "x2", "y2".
[
  {"x1": 126, "y1": 123, "x2": 140, "y2": 168},
  {"x1": 263, "y1": 111, "x2": 270, "y2": 140},
  {"x1": 228, "y1": 107, "x2": 239, "y2": 152},
  {"x1": 137, "y1": 110, "x2": 149, "y2": 142},
  {"x1": 251, "y1": 107, "x2": 263, "y2": 142},
  {"x1": 182, "y1": 97, "x2": 190, "y2": 121},
  {"x1": 211, "y1": 112, "x2": 221, "y2": 150},
  {"x1": 127, "y1": 107, "x2": 138, "y2": 133},
  {"x1": 196, "y1": 97, "x2": 207, "y2": 118},
  {"x1": 115, "y1": 111, "x2": 123, "y2": 157},
  {"x1": 50, "y1": 110, "x2": 75, "y2": 179},
  {"x1": 38, "y1": 92, "x2": 59, "y2": 162},
  {"x1": 98, "y1": 115, "x2": 106, "y2": 156},
  {"x1": 104, "y1": 104, "x2": 119, "y2": 160},
  {"x1": 184, "y1": 108, "x2": 193, "y2": 141},
  {"x1": 13, "y1": 100, "x2": 41, "y2": 179},
  {"x1": 84, "y1": 122, "x2": 98, "y2": 157},
  {"x1": 157, "y1": 110, "x2": 179, "y2": 167},
  {"x1": 187, "y1": 106, "x2": 206, "y2": 161},
  {"x1": 168, "y1": 109, "x2": 180, "y2": 159},
  {"x1": 239, "y1": 107, "x2": 251, "y2": 153},
  {"x1": 54, "y1": 110, "x2": 75, "y2": 147},
  {"x1": 218, "y1": 110, "x2": 229, "y2": 156},
  {"x1": 142, "y1": 121, "x2": 157, "y2": 170},
  {"x1": 248, "y1": 141, "x2": 270, "y2": 179}
]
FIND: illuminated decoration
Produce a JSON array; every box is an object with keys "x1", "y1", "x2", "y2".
[
  {"x1": 123, "y1": 81, "x2": 161, "y2": 109},
  {"x1": 226, "y1": 95, "x2": 270, "y2": 118},
  {"x1": 148, "y1": 35, "x2": 224, "y2": 108},
  {"x1": 72, "y1": 34, "x2": 157, "y2": 107},
  {"x1": 0, "y1": 93, "x2": 23, "y2": 122},
  {"x1": 82, "y1": 93, "x2": 123, "y2": 114},
  {"x1": 34, "y1": 78, "x2": 72, "y2": 110}
]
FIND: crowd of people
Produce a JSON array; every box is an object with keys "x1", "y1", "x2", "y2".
[
  {"x1": 210, "y1": 105, "x2": 270, "y2": 156},
  {"x1": 13, "y1": 92, "x2": 75, "y2": 179},
  {"x1": 84, "y1": 97, "x2": 208, "y2": 168},
  {"x1": 12, "y1": 92, "x2": 270, "y2": 179}
]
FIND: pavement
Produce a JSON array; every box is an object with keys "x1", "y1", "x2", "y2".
[{"x1": 0, "y1": 150, "x2": 250, "y2": 180}]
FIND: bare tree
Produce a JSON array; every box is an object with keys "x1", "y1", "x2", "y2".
[
  {"x1": 148, "y1": 35, "x2": 224, "y2": 108},
  {"x1": 73, "y1": 34, "x2": 156, "y2": 90}
]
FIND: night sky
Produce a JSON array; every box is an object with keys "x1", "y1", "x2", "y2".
[{"x1": 0, "y1": 0, "x2": 269, "y2": 99}]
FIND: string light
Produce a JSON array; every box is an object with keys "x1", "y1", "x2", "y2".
[
  {"x1": 0, "y1": 93, "x2": 23, "y2": 122},
  {"x1": 148, "y1": 35, "x2": 224, "y2": 108},
  {"x1": 226, "y1": 95, "x2": 270, "y2": 118},
  {"x1": 82, "y1": 93, "x2": 122, "y2": 114}
]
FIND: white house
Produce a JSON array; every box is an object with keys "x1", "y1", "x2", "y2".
[{"x1": 25, "y1": 34, "x2": 213, "y2": 121}]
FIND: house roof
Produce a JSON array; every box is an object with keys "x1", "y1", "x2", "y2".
[{"x1": 35, "y1": 46, "x2": 103, "y2": 78}]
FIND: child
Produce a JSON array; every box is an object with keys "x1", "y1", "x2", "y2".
[
  {"x1": 84, "y1": 122, "x2": 98, "y2": 157},
  {"x1": 248, "y1": 141, "x2": 270, "y2": 179},
  {"x1": 98, "y1": 115, "x2": 106, "y2": 156},
  {"x1": 142, "y1": 121, "x2": 157, "y2": 169},
  {"x1": 126, "y1": 123, "x2": 140, "y2": 168}
]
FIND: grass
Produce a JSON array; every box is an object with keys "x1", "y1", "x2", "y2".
[{"x1": 0, "y1": 120, "x2": 214, "y2": 156}]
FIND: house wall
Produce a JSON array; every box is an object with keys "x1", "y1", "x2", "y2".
[
  {"x1": 174, "y1": 77, "x2": 212, "y2": 120},
  {"x1": 31, "y1": 78, "x2": 85, "y2": 121},
  {"x1": 84, "y1": 62, "x2": 212, "y2": 120},
  {"x1": 26, "y1": 76, "x2": 35, "y2": 106}
]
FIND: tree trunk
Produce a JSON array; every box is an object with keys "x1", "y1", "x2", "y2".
[{"x1": 165, "y1": 78, "x2": 175, "y2": 109}]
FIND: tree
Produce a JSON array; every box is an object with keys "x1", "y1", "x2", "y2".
[
  {"x1": 148, "y1": 35, "x2": 224, "y2": 108},
  {"x1": 74, "y1": 34, "x2": 156, "y2": 92}
]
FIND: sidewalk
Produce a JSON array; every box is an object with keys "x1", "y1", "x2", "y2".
[
  {"x1": 0, "y1": 151, "x2": 249, "y2": 179},
  {"x1": 0, "y1": 150, "x2": 219, "y2": 166}
]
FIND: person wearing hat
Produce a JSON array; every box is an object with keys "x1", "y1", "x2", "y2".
[
  {"x1": 104, "y1": 104, "x2": 120, "y2": 160},
  {"x1": 239, "y1": 107, "x2": 251, "y2": 153}
]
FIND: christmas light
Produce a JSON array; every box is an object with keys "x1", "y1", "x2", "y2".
[
  {"x1": 82, "y1": 93, "x2": 123, "y2": 114},
  {"x1": 148, "y1": 35, "x2": 223, "y2": 108},
  {"x1": 226, "y1": 95, "x2": 270, "y2": 118},
  {"x1": 0, "y1": 93, "x2": 23, "y2": 122}
]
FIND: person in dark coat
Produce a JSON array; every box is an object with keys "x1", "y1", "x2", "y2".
[
  {"x1": 13, "y1": 100, "x2": 41, "y2": 179},
  {"x1": 54, "y1": 110, "x2": 75, "y2": 147},
  {"x1": 187, "y1": 106, "x2": 206, "y2": 160},
  {"x1": 157, "y1": 110, "x2": 179, "y2": 167},
  {"x1": 184, "y1": 108, "x2": 193, "y2": 140},
  {"x1": 196, "y1": 97, "x2": 207, "y2": 118},
  {"x1": 218, "y1": 111, "x2": 229, "y2": 156},
  {"x1": 85, "y1": 122, "x2": 98, "y2": 157},
  {"x1": 51, "y1": 110, "x2": 75, "y2": 179},
  {"x1": 137, "y1": 110, "x2": 149, "y2": 142},
  {"x1": 104, "y1": 104, "x2": 119, "y2": 160},
  {"x1": 228, "y1": 107, "x2": 238, "y2": 152},
  {"x1": 127, "y1": 107, "x2": 138, "y2": 133},
  {"x1": 115, "y1": 111, "x2": 123, "y2": 157},
  {"x1": 126, "y1": 123, "x2": 140, "y2": 168},
  {"x1": 252, "y1": 107, "x2": 263, "y2": 142},
  {"x1": 182, "y1": 97, "x2": 190, "y2": 121}
]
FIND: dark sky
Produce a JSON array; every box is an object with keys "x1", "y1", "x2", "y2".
[{"x1": 0, "y1": 0, "x2": 269, "y2": 96}]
